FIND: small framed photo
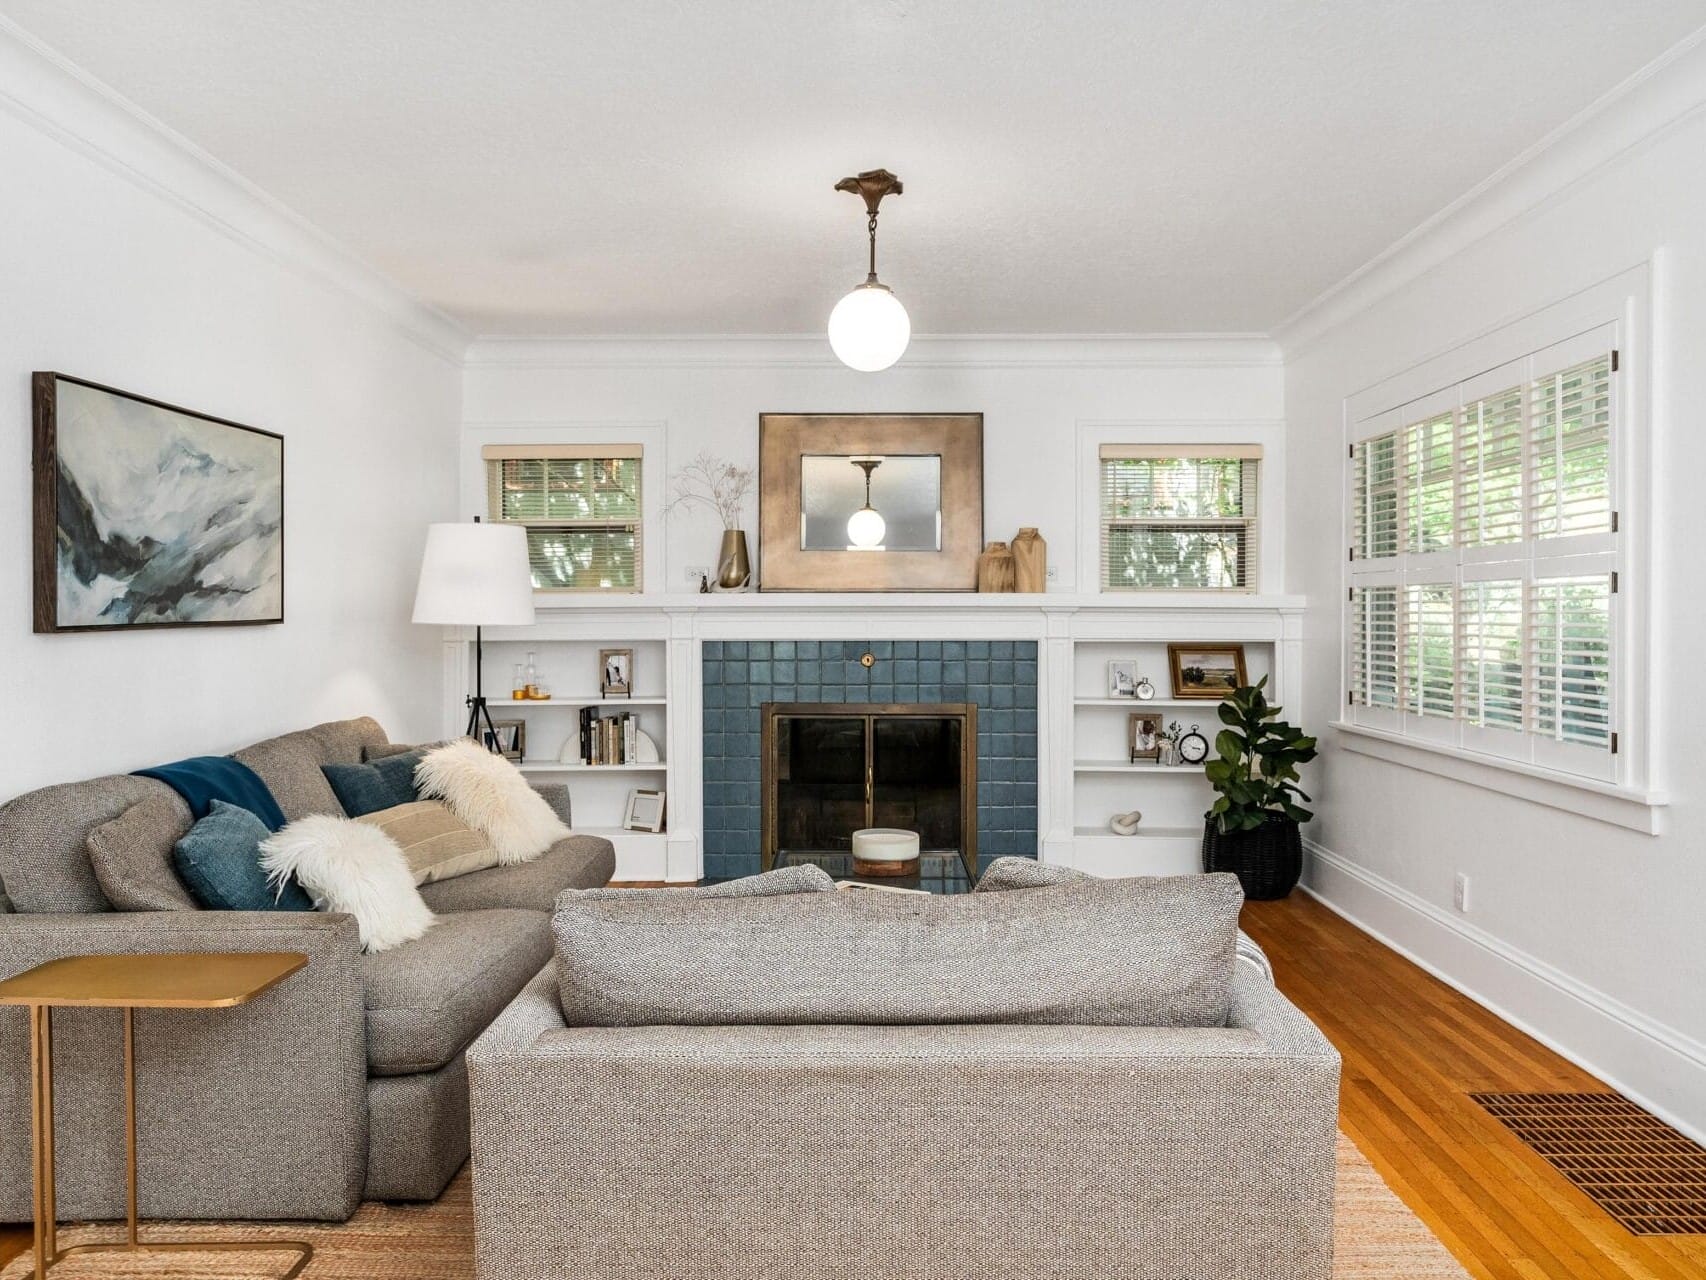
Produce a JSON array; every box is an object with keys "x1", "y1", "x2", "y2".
[
  {"x1": 599, "y1": 648, "x2": 633, "y2": 698},
  {"x1": 1107, "y1": 660, "x2": 1138, "y2": 698},
  {"x1": 1168, "y1": 644, "x2": 1247, "y2": 699},
  {"x1": 624, "y1": 788, "x2": 666, "y2": 833},
  {"x1": 489, "y1": 718, "x2": 526, "y2": 761},
  {"x1": 1128, "y1": 713, "x2": 1162, "y2": 762}
]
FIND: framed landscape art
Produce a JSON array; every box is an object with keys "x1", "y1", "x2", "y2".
[
  {"x1": 1168, "y1": 644, "x2": 1247, "y2": 698},
  {"x1": 32, "y1": 373, "x2": 284, "y2": 632}
]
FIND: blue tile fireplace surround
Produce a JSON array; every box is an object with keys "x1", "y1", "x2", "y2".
[{"x1": 700, "y1": 640, "x2": 1040, "y2": 883}]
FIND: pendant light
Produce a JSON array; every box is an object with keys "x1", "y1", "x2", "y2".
[
  {"x1": 828, "y1": 169, "x2": 910, "y2": 372},
  {"x1": 846, "y1": 458, "x2": 886, "y2": 548}
]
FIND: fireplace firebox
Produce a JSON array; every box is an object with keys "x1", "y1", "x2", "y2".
[{"x1": 761, "y1": 702, "x2": 977, "y2": 884}]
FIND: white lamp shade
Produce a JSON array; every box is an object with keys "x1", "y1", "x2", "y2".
[
  {"x1": 412, "y1": 522, "x2": 537, "y2": 626},
  {"x1": 846, "y1": 505, "x2": 887, "y2": 548},
  {"x1": 828, "y1": 282, "x2": 911, "y2": 372}
]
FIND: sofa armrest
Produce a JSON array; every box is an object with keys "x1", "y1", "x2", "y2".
[
  {"x1": 0, "y1": 910, "x2": 367, "y2": 1222},
  {"x1": 1225, "y1": 962, "x2": 1339, "y2": 1059},
  {"x1": 468, "y1": 966, "x2": 565, "y2": 1069},
  {"x1": 530, "y1": 782, "x2": 572, "y2": 827}
]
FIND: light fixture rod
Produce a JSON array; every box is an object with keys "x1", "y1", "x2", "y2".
[{"x1": 836, "y1": 169, "x2": 903, "y2": 284}]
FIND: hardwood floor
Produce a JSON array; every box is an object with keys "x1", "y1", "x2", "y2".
[
  {"x1": 3, "y1": 894, "x2": 1699, "y2": 1277},
  {"x1": 1242, "y1": 893, "x2": 1706, "y2": 1280}
]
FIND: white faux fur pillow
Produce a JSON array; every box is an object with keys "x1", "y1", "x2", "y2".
[
  {"x1": 413, "y1": 738, "x2": 569, "y2": 864},
  {"x1": 260, "y1": 815, "x2": 436, "y2": 953}
]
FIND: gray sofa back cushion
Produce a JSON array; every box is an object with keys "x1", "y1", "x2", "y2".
[
  {"x1": 0, "y1": 717, "x2": 388, "y2": 914},
  {"x1": 974, "y1": 855, "x2": 1084, "y2": 891},
  {"x1": 231, "y1": 719, "x2": 387, "y2": 821},
  {"x1": 559, "y1": 864, "x2": 834, "y2": 911},
  {"x1": 554, "y1": 872, "x2": 1243, "y2": 1028},
  {"x1": 86, "y1": 793, "x2": 198, "y2": 912}
]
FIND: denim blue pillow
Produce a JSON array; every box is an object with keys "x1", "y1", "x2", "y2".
[
  {"x1": 173, "y1": 800, "x2": 313, "y2": 912},
  {"x1": 322, "y1": 750, "x2": 423, "y2": 818}
]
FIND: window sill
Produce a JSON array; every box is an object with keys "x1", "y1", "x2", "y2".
[{"x1": 1328, "y1": 722, "x2": 1666, "y2": 835}]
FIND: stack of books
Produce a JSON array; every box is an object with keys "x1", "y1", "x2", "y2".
[{"x1": 579, "y1": 707, "x2": 639, "y2": 765}]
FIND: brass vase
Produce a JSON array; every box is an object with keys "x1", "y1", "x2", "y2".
[{"x1": 717, "y1": 529, "x2": 751, "y2": 589}]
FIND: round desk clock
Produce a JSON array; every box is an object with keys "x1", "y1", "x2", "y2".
[{"x1": 1177, "y1": 725, "x2": 1210, "y2": 765}]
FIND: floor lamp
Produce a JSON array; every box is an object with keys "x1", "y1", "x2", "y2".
[{"x1": 412, "y1": 520, "x2": 536, "y2": 751}]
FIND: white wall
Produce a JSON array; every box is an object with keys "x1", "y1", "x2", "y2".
[
  {"x1": 0, "y1": 29, "x2": 465, "y2": 797},
  {"x1": 1282, "y1": 45, "x2": 1706, "y2": 1136},
  {"x1": 460, "y1": 336, "x2": 1284, "y2": 593}
]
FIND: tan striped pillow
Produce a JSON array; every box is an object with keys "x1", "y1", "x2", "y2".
[{"x1": 356, "y1": 801, "x2": 498, "y2": 885}]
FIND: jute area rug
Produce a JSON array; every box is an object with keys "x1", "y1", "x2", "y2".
[{"x1": 3, "y1": 1134, "x2": 1468, "y2": 1279}]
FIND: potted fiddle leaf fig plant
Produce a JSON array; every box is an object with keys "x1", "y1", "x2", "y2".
[{"x1": 1201, "y1": 676, "x2": 1318, "y2": 899}]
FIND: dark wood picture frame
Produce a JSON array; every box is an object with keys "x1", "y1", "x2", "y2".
[
  {"x1": 33, "y1": 372, "x2": 284, "y2": 633},
  {"x1": 1168, "y1": 644, "x2": 1248, "y2": 699},
  {"x1": 758, "y1": 413, "x2": 983, "y2": 591}
]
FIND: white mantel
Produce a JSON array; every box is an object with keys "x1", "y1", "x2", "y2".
[{"x1": 444, "y1": 593, "x2": 1306, "y2": 883}]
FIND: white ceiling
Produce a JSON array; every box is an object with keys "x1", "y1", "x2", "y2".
[{"x1": 4, "y1": 0, "x2": 1704, "y2": 336}]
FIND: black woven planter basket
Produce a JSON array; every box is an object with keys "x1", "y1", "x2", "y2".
[{"x1": 1202, "y1": 815, "x2": 1303, "y2": 900}]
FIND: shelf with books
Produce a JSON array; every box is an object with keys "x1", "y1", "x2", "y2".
[
  {"x1": 487, "y1": 696, "x2": 669, "y2": 707},
  {"x1": 518, "y1": 762, "x2": 670, "y2": 774}
]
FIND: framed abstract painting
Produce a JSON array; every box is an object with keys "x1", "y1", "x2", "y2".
[{"x1": 32, "y1": 373, "x2": 284, "y2": 632}]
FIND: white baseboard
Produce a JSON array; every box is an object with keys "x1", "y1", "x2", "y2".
[{"x1": 1302, "y1": 838, "x2": 1706, "y2": 1145}]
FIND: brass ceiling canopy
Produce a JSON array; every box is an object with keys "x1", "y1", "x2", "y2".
[{"x1": 835, "y1": 169, "x2": 903, "y2": 282}]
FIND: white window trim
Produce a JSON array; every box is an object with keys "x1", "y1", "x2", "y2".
[
  {"x1": 1338, "y1": 263, "x2": 1659, "y2": 818},
  {"x1": 1076, "y1": 419, "x2": 1285, "y2": 595},
  {"x1": 462, "y1": 420, "x2": 668, "y2": 597}
]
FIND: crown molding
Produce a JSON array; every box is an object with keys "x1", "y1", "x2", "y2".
[
  {"x1": 462, "y1": 333, "x2": 1282, "y2": 372},
  {"x1": 1274, "y1": 24, "x2": 1706, "y2": 358},
  {"x1": 0, "y1": 17, "x2": 470, "y2": 364}
]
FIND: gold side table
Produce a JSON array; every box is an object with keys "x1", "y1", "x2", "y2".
[{"x1": 0, "y1": 951, "x2": 312, "y2": 1279}]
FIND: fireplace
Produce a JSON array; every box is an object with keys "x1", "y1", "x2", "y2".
[{"x1": 761, "y1": 702, "x2": 978, "y2": 884}]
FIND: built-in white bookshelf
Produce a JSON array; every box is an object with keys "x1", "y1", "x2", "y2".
[
  {"x1": 455, "y1": 634, "x2": 673, "y2": 878},
  {"x1": 1067, "y1": 637, "x2": 1277, "y2": 877}
]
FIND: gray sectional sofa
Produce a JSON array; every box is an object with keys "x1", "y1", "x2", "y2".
[
  {"x1": 0, "y1": 716, "x2": 615, "y2": 1224},
  {"x1": 469, "y1": 868, "x2": 1341, "y2": 1280}
]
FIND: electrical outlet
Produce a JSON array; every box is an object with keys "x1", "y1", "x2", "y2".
[
  {"x1": 1453, "y1": 873, "x2": 1470, "y2": 913},
  {"x1": 685, "y1": 565, "x2": 710, "y2": 586},
  {"x1": 1045, "y1": 566, "x2": 1059, "y2": 583}
]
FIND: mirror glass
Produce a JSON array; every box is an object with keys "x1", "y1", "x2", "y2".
[{"x1": 799, "y1": 454, "x2": 942, "y2": 551}]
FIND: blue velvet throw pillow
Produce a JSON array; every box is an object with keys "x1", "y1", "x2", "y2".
[
  {"x1": 322, "y1": 750, "x2": 424, "y2": 818},
  {"x1": 173, "y1": 800, "x2": 313, "y2": 912}
]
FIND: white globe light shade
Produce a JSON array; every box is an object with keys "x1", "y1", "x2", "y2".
[
  {"x1": 828, "y1": 283, "x2": 910, "y2": 372},
  {"x1": 846, "y1": 505, "x2": 887, "y2": 548}
]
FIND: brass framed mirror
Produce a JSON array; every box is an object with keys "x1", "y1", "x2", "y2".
[{"x1": 758, "y1": 413, "x2": 983, "y2": 591}]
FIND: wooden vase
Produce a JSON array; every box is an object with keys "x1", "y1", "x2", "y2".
[
  {"x1": 976, "y1": 541, "x2": 1016, "y2": 593},
  {"x1": 1011, "y1": 527, "x2": 1047, "y2": 592}
]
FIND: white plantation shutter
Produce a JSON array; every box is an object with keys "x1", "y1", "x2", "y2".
[
  {"x1": 1343, "y1": 328, "x2": 1620, "y2": 782},
  {"x1": 1348, "y1": 584, "x2": 1400, "y2": 715},
  {"x1": 1351, "y1": 433, "x2": 1400, "y2": 560},
  {"x1": 1529, "y1": 571, "x2": 1614, "y2": 762},
  {"x1": 1457, "y1": 385, "x2": 1525, "y2": 548},
  {"x1": 1458, "y1": 576, "x2": 1525, "y2": 752},
  {"x1": 1098, "y1": 446, "x2": 1260, "y2": 590},
  {"x1": 1530, "y1": 357, "x2": 1613, "y2": 542},
  {"x1": 1402, "y1": 581, "x2": 1456, "y2": 724},
  {"x1": 482, "y1": 444, "x2": 643, "y2": 592},
  {"x1": 1404, "y1": 413, "x2": 1455, "y2": 554}
]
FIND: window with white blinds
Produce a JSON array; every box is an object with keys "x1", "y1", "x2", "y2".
[
  {"x1": 482, "y1": 444, "x2": 642, "y2": 592},
  {"x1": 1099, "y1": 445, "x2": 1260, "y2": 591},
  {"x1": 1344, "y1": 328, "x2": 1618, "y2": 782}
]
